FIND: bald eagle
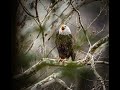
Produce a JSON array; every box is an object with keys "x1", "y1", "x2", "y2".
[{"x1": 55, "y1": 24, "x2": 75, "y2": 61}]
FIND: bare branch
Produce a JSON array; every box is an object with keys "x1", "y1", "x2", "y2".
[
  {"x1": 14, "y1": 35, "x2": 109, "y2": 80},
  {"x1": 70, "y1": 0, "x2": 92, "y2": 47},
  {"x1": 25, "y1": 42, "x2": 34, "y2": 55},
  {"x1": 46, "y1": 45, "x2": 57, "y2": 58},
  {"x1": 91, "y1": 56, "x2": 106, "y2": 90},
  {"x1": 45, "y1": 0, "x2": 100, "y2": 42},
  {"x1": 45, "y1": 1, "x2": 71, "y2": 41},
  {"x1": 95, "y1": 24, "x2": 106, "y2": 36},
  {"x1": 17, "y1": 0, "x2": 36, "y2": 18},
  {"x1": 41, "y1": 0, "x2": 61, "y2": 25},
  {"x1": 87, "y1": 4, "x2": 107, "y2": 30},
  {"x1": 77, "y1": 34, "x2": 108, "y2": 65},
  {"x1": 39, "y1": 0, "x2": 48, "y2": 11},
  {"x1": 89, "y1": 34, "x2": 109, "y2": 55},
  {"x1": 55, "y1": 78, "x2": 72, "y2": 90},
  {"x1": 30, "y1": 71, "x2": 73, "y2": 90},
  {"x1": 35, "y1": 0, "x2": 41, "y2": 23},
  {"x1": 31, "y1": 71, "x2": 62, "y2": 90},
  {"x1": 76, "y1": 0, "x2": 102, "y2": 7}
]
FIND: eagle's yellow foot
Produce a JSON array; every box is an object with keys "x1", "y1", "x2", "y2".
[{"x1": 58, "y1": 58, "x2": 67, "y2": 64}]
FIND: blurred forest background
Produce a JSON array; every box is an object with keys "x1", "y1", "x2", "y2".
[{"x1": 12, "y1": 0, "x2": 109, "y2": 90}]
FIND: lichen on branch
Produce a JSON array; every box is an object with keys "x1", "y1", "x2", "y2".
[{"x1": 13, "y1": 34, "x2": 109, "y2": 81}]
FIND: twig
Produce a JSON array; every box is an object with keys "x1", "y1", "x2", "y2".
[
  {"x1": 77, "y1": 34, "x2": 109, "y2": 65},
  {"x1": 45, "y1": 0, "x2": 95, "y2": 42},
  {"x1": 31, "y1": 71, "x2": 62, "y2": 90},
  {"x1": 45, "y1": 1, "x2": 71, "y2": 41},
  {"x1": 17, "y1": 0, "x2": 36, "y2": 18},
  {"x1": 70, "y1": 0, "x2": 91, "y2": 47},
  {"x1": 25, "y1": 42, "x2": 34, "y2": 55},
  {"x1": 35, "y1": 0, "x2": 41, "y2": 23},
  {"x1": 39, "y1": 0, "x2": 48, "y2": 11},
  {"x1": 31, "y1": 72, "x2": 72, "y2": 90},
  {"x1": 18, "y1": 0, "x2": 43, "y2": 51},
  {"x1": 35, "y1": 0, "x2": 45, "y2": 56},
  {"x1": 87, "y1": 4, "x2": 107, "y2": 30},
  {"x1": 89, "y1": 34, "x2": 109, "y2": 55},
  {"x1": 46, "y1": 45, "x2": 57, "y2": 58},
  {"x1": 95, "y1": 24, "x2": 106, "y2": 36},
  {"x1": 41, "y1": 0, "x2": 61, "y2": 25},
  {"x1": 55, "y1": 78, "x2": 72, "y2": 90}
]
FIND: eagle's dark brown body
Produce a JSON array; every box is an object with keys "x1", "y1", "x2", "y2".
[{"x1": 55, "y1": 33, "x2": 75, "y2": 61}]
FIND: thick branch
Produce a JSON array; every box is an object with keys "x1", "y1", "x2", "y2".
[
  {"x1": 31, "y1": 71, "x2": 62, "y2": 90},
  {"x1": 14, "y1": 35, "x2": 109, "y2": 80}
]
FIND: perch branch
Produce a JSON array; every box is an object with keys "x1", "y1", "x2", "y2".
[{"x1": 14, "y1": 35, "x2": 109, "y2": 80}]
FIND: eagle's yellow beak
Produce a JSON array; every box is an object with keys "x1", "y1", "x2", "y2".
[{"x1": 61, "y1": 26, "x2": 65, "y2": 32}]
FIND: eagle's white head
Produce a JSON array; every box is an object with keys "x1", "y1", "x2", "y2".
[{"x1": 59, "y1": 24, "x2": 71, "y2": 35}]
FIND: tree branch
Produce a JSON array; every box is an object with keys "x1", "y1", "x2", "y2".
[
  {"x1": 70, "y1": 0, "x2": 92, "y2": 47},
  {"x1": 17, "y1": 0, "x2": 37, "y2": 18},
  {"x1": 14, "y1": 35, "x2": 109, "y2": 80},
  {"x1": 35, "y1": 0, "x2": 41, "y2": 23},
  {"x1": 91, "y1": 56, "x2": 106, "y2": 90},
  {"x1": 87, "y1": 3, "x2": 107, "y2": 30},
  {"x1": 31, "y1": 71, "x2": 62, "y2": 90},
  {"x1": 77, "y1": 34, "x2": 109, "y2": 65},
  {"x1": 55, "y1": 78, "x2": 72, "y2": 90},
  {"x1": 41, "y1": 0, "x2": 61, "y2": 25},
  {"x1": 30, "y1": 71, "x2": 73, "y2": 90}
]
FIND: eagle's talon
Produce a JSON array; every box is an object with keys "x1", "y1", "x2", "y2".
[{"x1": 58, "y1": 58, "x2": 66, "y2": 63}]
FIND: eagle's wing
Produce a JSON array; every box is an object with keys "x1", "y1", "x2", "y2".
[
  {"x1": 67, "y1": 34, "x2": 76, "y2": 61},
  {"x1": 55, "y1": 30, "x2": 59, "y2": 46},
  {"x1": 55, "y1": 32, "x2": 75, "y2": 60}
]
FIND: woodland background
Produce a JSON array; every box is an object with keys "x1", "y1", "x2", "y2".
[{"x1": 12, "y1": 0, "x2": 109, "y2": 90}]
